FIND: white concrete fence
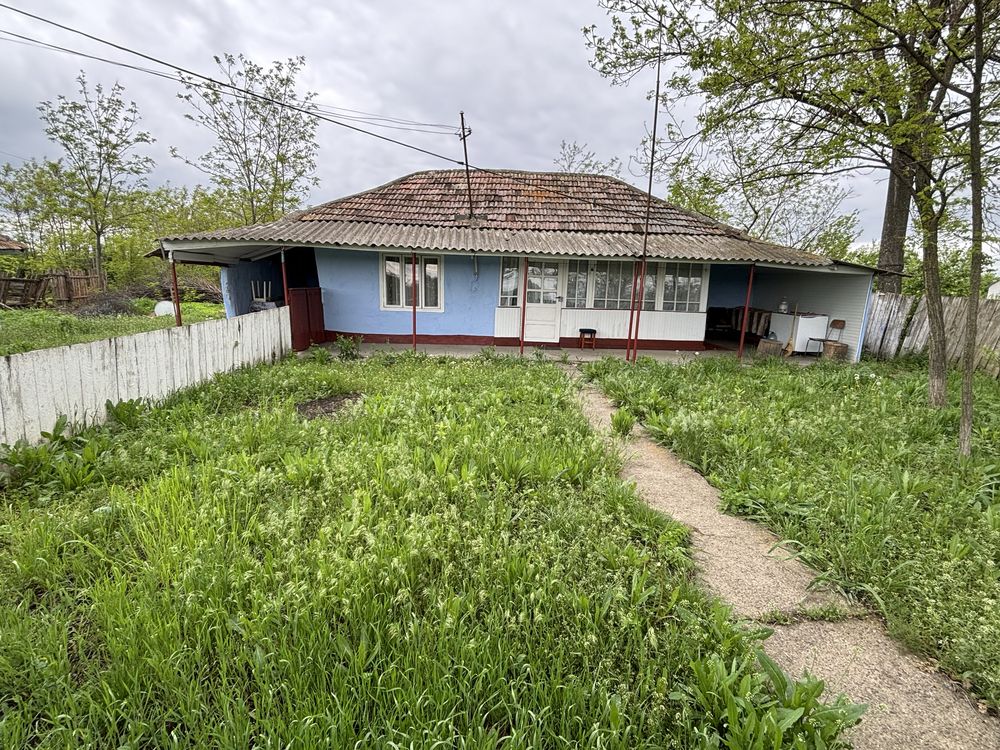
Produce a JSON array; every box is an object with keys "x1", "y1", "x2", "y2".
[{"x1": 0, "y1": 307, "x2": 291, "y2": 445}]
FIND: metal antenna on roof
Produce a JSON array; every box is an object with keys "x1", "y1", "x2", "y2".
[
  {"x1": 459, "y1": 112, "x2": 475, "y2": 220},
  {"x1": 626, "y1": 16, "x2": 665, "y2": 364}
]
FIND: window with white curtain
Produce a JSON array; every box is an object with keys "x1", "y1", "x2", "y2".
[
  {"x1": 498, "y1": 257, "x2": 521, "y2": 306},
  {"x1": 661, "y1": 262, "x2": 704, "y2": 312},
  {"x1": 565, "y1": 260, "x2": 589, "y2": 308},
  {"x1": 593, "y1": 260, "x2": 636, "y2": 309},
  {"x1": 382, "y1": 254, "x2": 442, "y2": 310}
]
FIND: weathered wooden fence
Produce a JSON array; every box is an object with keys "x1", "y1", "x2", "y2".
[
  {"x1": 0, "y1": 270, "x2": 104, "y2": 307},
  {"x1": 0, "y1": 275, "x2": 48, "y2": 307},
  {"x1": 863, "y1": 292, "x2": 1000, "y2": 377},
  {"x1": 0, "y1": 307, "x2": 291, "y2": 445},
  {"x1": 48, "y1": 270, "x2": 104, "y2": 305},
  {"x1": 862, "y1": 292, "x2": 915, "y2": 359}
]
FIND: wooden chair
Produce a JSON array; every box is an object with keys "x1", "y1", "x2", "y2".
[
  {"x1": 808, "y1": 319, "x2": 845, "y2": 355},
  {"x1": 578, "y1": 328, "x2": 597, "y2": 349},
  {"x1": 251, "y1": 280, "x2": 272, "y2": 303}
]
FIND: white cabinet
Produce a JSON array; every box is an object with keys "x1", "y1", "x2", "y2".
[{"x1": 768, "y1": 313, "x2": 829, "y2": 354}]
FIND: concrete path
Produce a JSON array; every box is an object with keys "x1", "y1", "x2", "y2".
[{"x1": 576, "y1": 379, "x2": 1000, "y2": 750}]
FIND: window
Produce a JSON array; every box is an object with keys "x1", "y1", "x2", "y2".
[
  {"x1": 565, "y1": 260, "x2": 588, "y2": 308},
  {"x1": 593, "y1": 260, "x2": 636, "y2": 309},
  {"x1": 499, "y1": 257, "x2": 521, "y2": 306},
  {"x1": 382, "y1": 254, "x2": 442, "y2": 309},
  {"x1": 527, "y1": 260, "x2": 560, "y2": 303},
  {"x1": 662, "y1": 262, "x2": 704, "y2": 312},
  {"x1": 641, "y1": 262, "x2": 658, "y2": 311}
]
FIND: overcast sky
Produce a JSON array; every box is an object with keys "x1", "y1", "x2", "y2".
[{"x1": 0, "y1": 0, "x2": 887, "y2": 242}]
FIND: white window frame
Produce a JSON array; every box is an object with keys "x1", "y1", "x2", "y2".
[
  {"x1": 379, "y1": 253, "x2": 444, "y2": 312},
  {"x1": 659, "y1": 262, "x2": 708, "y2": 313},
  {"x1": 498, "y1": 256, "x2": 523, "y2": 307},
  {"x1": 558, "y1": 259, "x2": 710, "y2": 313}
]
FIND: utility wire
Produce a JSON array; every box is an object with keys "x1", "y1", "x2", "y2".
[
  {"x1": 0, "y1": 2, "x2": 663, "y2": 224},
  {"x1": 0, "y1": 29, "x2": 460, "y2": 137}
]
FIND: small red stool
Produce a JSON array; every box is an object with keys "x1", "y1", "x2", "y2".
[{"x1": 578, "y1": 328, "x2": 597, "y2": 349}]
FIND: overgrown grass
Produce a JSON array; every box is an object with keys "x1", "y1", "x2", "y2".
[
  {"x1": 0, "y1": 303, "x2": 224, "y2": 356},
  {"x1": 0, "y1": 354, "x2": 861, "y2": 747},
  {"x1": 586, "y1": 355, "x2": 1000, "y2": 706}
]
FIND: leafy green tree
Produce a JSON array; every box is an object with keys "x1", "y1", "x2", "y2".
[
  {"x1": 37, "y1": 73, "x2": 154, "y2": 281},
  {"x1": 172, "y1": 54, "x2": 319, "y2": 225},
  {"x1": 660, "y1": 139, "x2": 859, "y2": 256},
  {"x1": 0, "y1": 159, "x2": 91, "y2": 273},
  {"x1": 585, "y1": 0, "x2": 995, "y2": 406},
  {"x1": 836, "y1": 243, "x2": 999, "y2": 298}
]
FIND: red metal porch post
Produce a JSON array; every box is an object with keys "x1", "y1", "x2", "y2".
[
  {"x1": 736, "y1": 264, "x2": 757, "y2": 360},
  {"x1": 280, "y1": 249, "x2": 289, "y2": 303},
  {"x1": 518, "y1": 257, "x2": 529, "y2": 356},
  {"x1": 624, "y1": 260, "x2": 640, "y2": 361},
  {"x1": 411, "y1": 250, "x2": 417, "y2": 352},
  {"x1": 169, "y1": 250, "x2": 182, "y2": 328},
  {"x1": 631, "y1": 257, "x2": 649, "y2": 362}
]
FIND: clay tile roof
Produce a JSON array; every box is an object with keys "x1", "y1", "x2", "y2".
[
  {"x1": 158, "y1": 169, "x2": 840, "y2": 268},
  {"x1": 0, "y1": 233, "x2": 28, "y2": 252},
  {"x1": 299, "y1": 169, "x2": 735, "y2": 235}
]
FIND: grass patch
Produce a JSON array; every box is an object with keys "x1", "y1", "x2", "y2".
[
  {"x1": 0, "y1": 354, "x2": 861, "y2": 746},
  {"x1": 0, "y1": 302, "x2": 224, "y2": 356},
  {"x1": 586, "y1": 354, "x2": 1000, "y2": 705}
]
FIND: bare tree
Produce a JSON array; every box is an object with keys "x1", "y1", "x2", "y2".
[
  {"x1": 553, "y1": 140, "x2": 623, "y2": 177},
  {"x1": 173, "y1": 54, "x2": 319, "y2": 225},
  {"x1": 38, "y1": 73, "x2": 154, "y2": 280}
]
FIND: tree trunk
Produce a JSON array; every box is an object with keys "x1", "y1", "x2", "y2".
[
  {"x1": 913, "y1": 177, "x2": 948, "y2": 408},
  {"x1": 877, "y1": 148, "x2": 911, "y2": 293},
  {"x1": 959, "y1": 0, "x2": 985, "y2": 456},
  {"x1": 94, "y1": 229, "x2": 105, "y2": 288}
]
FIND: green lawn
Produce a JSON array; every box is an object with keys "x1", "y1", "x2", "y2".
[
  {"x1": 0, "y1": 303, "x2": 225, "y2": 356},
  {"x1": 586, "y1": 355, "x2": 1000, "y2": 707},
  {"x1": 0, "y1": 354, "x2": 860, "y2": 747}
]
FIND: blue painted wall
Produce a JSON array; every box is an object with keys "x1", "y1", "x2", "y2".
[
  {"x1": 316, "y1": 248, "x2": 500, "y2": 336},
  {"x1": 220, "y1": 259, "x2": 284, "y2": 317},
  {"x1": 707, "y1": 264, "x2": 752, "y2": 307}
]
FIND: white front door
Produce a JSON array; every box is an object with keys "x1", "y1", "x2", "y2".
[{"x1": 524, "y1": 260, "x2": 562, "y2": 343}]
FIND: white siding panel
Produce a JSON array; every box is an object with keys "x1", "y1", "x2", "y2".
[
  {"x1": 495, "y1": 305, "x2": 706, "y2": 342},
  {"x1": 751, "y1": 268, "x2": 873, "y2": 361},
  {"x1": 560, "y1": 309, "x2": 706, "y2": 341},
  {"x1": 494, "y1": 307, "x2": 521, "y2": 338}
]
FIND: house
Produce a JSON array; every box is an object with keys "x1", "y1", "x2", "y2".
[
  {"x1": 989, "y1": 281, "x2": 1000, "y2": 299},
  {"x1": 157, "y1": 170, "x2": 875, "y2": 360},
  {"x1": 0, "y1": 233, "x2": 27, "y2": 255}
]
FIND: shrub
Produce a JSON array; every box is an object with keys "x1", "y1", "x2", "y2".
[{"x1": 336, "y1": 334, "x2": 361, "y2": 361}]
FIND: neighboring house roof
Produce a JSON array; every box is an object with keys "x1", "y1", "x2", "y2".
[
  {"x1": 0, "y1": 233, "x2": 28, "y2": 254},
  {"x1": 159, "y1": 170, "x2": 844, "y2": 268}
]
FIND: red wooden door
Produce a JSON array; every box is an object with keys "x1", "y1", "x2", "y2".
[{"x1": 288, "y1": 287, "x2": 324, "y2": 351}]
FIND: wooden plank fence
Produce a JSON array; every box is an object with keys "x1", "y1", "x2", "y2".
[
  {"x1": 0, "y1": 307, "x2": 291, "y2": 445},
  {"x1": 863, "y1": 291, "x2": 1000, "y2": 377},
  {"x1": 48, "y1": 270, "x2": 104, "y2": 305},
  {"x1": 862, "y1": 292, "x2": 914, "y2": 358},
  {"x1": 0, "y1": 275, "x2": 49, "y2": 307},
  {"x1": 0, "y1": 270, "x2": 103, "y2": 307}
]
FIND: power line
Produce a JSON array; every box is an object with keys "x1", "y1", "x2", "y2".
[
  {"x1": 0, "y1": 2, "x2": 659, "y2": 224},
  {"x1": 0, "y1": 29, "x2": 460, "y2": 137}
]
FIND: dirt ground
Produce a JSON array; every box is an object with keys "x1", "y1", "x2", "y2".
[
  {"x1": 296, "y1": 392, "x2": 362, "y2": 419},
  {"x1": 575, "y1": 377, "x2": 1000, "y2": 750}
]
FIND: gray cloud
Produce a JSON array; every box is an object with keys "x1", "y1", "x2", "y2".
[{"x1": 0, "y1": 0, "x2": 886, "y2": 239}]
